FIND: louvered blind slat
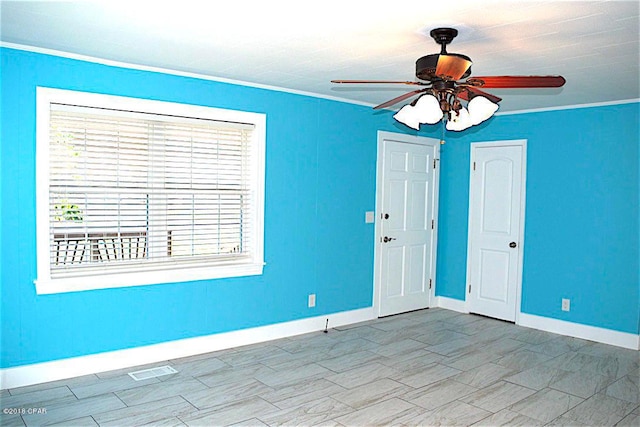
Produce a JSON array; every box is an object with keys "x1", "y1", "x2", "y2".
[{"x1": 49, "y1": 104, "x2": 255, "y2": 278}]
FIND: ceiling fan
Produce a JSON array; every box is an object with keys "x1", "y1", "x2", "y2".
[{"x1": 331, "y1": 28, "x2": 566, "y2": 131}]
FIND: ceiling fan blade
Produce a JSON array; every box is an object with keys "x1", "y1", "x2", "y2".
[
  {"x1": 435, "y1": 55, "x2": 472, "y2": 81},
  {"x1": 373, "y1": 89, "x2": 428, "y2": 110},
  {"x1": 467, "y1": 75, "x2": 566, "y2": 88},
  {"x1": 457, "y1": 90, "x2": 470, "y2": 102},
  {"x1": 331, "y1": 80, "x2": 427, "y2": 86},
  {"x1": 465, "y1": 86, "x2": 502, "y2": 104}
]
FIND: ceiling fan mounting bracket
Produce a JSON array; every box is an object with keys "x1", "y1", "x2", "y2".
[{"x1": 430, "y1": 28, "x2": 459, "y2": 52}]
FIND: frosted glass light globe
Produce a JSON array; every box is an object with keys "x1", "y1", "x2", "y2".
[
  {"x1": 413, "y1": 94, "x2": 444, "y2": 124},
  {"x1": 446, "y1": 108, "x2": 473, "y2": 131},
  {"x1": 468, "y1": 96, "x2": 499, "y2": 125},
  {"x1": 393, "y1": 104, "x2": 421, "y2": 130}
]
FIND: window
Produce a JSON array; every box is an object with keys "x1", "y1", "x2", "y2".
[{"x1": 35, "y1": 88, "x2": 266, "y2": 294}]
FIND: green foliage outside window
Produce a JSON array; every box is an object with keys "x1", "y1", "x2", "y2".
[{"x1": 54, "y1": 201, "x2": 83, "y2": 222}]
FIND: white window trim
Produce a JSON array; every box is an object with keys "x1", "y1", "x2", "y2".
[{"x1": 35, "y1": 87, "x2": 266, "y2": 295}]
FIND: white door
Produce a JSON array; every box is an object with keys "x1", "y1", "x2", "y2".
[
  {"x1": 376, "y1": 132, "x2": 440, "y2": 317},
  {"x1": 467, "y1": 140, "x2": 526, "y2": 322}
]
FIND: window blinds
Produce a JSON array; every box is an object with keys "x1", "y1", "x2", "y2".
[{"x1": 49, "y1": 103, "x2": 255, "y2": 278}]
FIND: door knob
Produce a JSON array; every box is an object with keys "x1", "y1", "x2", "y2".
[
  {"x1": 509, "y1": 242, "x2": 517, "y2": 248},
  {"x1": 383, "y1": 236, "x2": 397, "y2": 243}
]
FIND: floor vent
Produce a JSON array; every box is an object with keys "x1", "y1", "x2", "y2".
[{"x1": 128, "y1": 365, "x2": 177, "y2": 381}]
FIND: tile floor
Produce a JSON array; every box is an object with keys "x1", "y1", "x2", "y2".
[{"x1": 1, "y1": 308, "x2": 638, "y2": 426}]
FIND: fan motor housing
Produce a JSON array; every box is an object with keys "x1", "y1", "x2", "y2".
[{"x1": 416, "y1": 53, "x2": 472, "y2": 81}]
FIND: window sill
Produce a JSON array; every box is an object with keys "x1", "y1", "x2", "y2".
[{"x1": 34, "y1": 263, "x2": 265, "y2": 295}]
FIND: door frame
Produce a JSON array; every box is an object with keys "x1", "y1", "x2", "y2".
[
  {"x1": 373, "y1": 131, "x2": 441, "y2": 317},
  {"x1": 465, "y1": 139, "x2": 527, "y2": 323}
]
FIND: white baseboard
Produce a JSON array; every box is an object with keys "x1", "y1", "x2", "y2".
[
  {"x1": 0, "y1": 307, "x2": 375, "y2": 390},
  {"x1": 434, "y1": 296, "x2": 469, "y2": 313},
  {"x1": 3, "y1": 303, "x2": 637, "y2": 390},
  {"x1": 518, "y1": 312, "x2": 640, "y2": 350},
  {"x1": 434, "y1": 296, "x2": 639, "y2": 350}
]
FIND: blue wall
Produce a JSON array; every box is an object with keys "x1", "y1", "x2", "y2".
[
  {"x1": 0, "y1": 48, "x2": 401, "y2": 368},
  {"x1": 435, "y1": 103, "x2": 640, "y2": 334},
  {"x1": 1, "y1": 47, "x2": 638, "y2": 369}
]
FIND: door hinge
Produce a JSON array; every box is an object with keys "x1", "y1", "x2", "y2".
[
  {"x1": 468, "y1": 284, "x2": 471, "y2": 294},
  {"x1": 433, "y1": 159, "x2": 436, "y2": 169},
  {"x1": 473, "y1": 161, "x2": 476, "y2": 171},
  {"x1": 429, "y1": 278, "x2": 432, "y2": 289},
  {"x1": 431, "y1": 219, "x2": 434, "y2": 229}
]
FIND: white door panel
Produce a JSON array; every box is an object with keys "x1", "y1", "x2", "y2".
[
  {"x1": 376, "y1": 133, "x2": 440, "y2": 317},
  {"x1": 409, "y1": 181, "x2": 428, "y2": 230},
  {"x1": 468, "y1": 141, "x2": 526, "y2": 322},
  {"x1": 407, "y1": 244, "x2": 427, "y2": 294},
  {"x1": 478, "y1": 249, "x2": 510, "y2": 302},
  {"x1": 481, "y1": 158, "x2": 514, "y2": 234},
  {"x1": 385, "y1": 246, "x2": 405, "y2": 298},
  {"x1": 387, "y1": 180, "x2": 407, "y2": 231}
]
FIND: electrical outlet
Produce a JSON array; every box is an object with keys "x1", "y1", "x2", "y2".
[
  {"x1": 561, "y1": 298, "x2": 570, "y2": 312},
  {"x1": 308, "y1": 294, "x2": 316, "y2": 308}
]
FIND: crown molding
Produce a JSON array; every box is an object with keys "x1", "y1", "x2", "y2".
[
  {"x1": 2, "y1": 43, "x2": 638, "y2": 116},
  {"x1": 495, "y1": 98, "x2": 640, "y2": 116},
  {"x1": 0, "y1": 42, "x2": 373, "y2": 108}
]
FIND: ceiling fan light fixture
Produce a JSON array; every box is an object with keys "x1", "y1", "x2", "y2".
[
  {"x1": 413, "y1": 94, "x2": 443, "y2": 124},
  {"x1": 332, "y1": 26, "x2": 567, "y2": 132},
  {"x1": 467, "y1": 95, "x2": 499, "y2": 125},
  {"x1": 393, "y1": 104, "x2": 421, "y2": 130},
  {"x1": 446, "y1": 107, "x2": 473, "y2": 131}
]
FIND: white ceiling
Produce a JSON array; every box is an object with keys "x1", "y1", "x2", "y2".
[{"x1": 1, "y1": 0, "x2": 638, "y2": 112}]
